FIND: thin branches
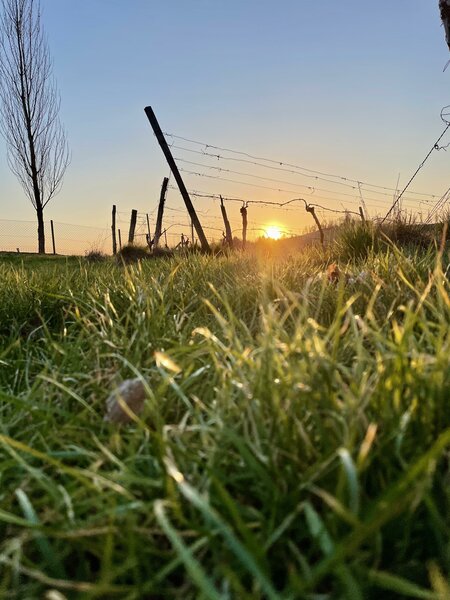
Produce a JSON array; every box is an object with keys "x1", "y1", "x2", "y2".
[{"x1": 0, "y1": 0, "x2": 69, "y2": 252}]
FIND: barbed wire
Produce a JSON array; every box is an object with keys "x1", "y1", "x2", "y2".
[
  {"x1": 163, "y1": 131, "x2": 441, "y2": 200},
  {"x1": 168, "y1": 179, "x2": 426, "y2": 217},
  {"x1": 175, "y1": 159, "x2": 431, "y2": 210},
  {"x1": 170, "y1": 143, "x2": 436, "y2": 205}
]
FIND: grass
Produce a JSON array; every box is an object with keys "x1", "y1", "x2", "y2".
[{"x1": 0, "y1": 242, "x2": 449, "y2": 599}]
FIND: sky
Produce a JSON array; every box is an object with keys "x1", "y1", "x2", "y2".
[{"x1": 1, "y1": 1, "x2": 450, "y2": 248}]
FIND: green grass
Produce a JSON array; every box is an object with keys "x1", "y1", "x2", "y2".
[{"x1": 0, "y1": 245, "x2": 449, "y2": 599}]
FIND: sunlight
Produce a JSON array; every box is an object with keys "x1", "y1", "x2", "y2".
[{"x1": 265, "y1": 225, "x2": 282, "y2": 240}]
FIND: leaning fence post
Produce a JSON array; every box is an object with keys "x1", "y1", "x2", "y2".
[
  {"x1": 128, "y1": 209, "x2": 138, "y2": 244},
  {"x1": 154, "y1": 178, "x2": 168, "y2": 248},
  {"x1": 118, "y1": 229, "x2": 122, "y2": 250},
  {"x1": 220, "y1": 195, "x2": 233, "y2": 247},
  {"x1": 146, "y1": 213, "x2": 152, "y2": 248},
  {"x1": 144, "y1": 106, "x2": 210, "y2": 252},
  {"x1": 50, "y1": 220, "x2": 56, "y2": 255}
]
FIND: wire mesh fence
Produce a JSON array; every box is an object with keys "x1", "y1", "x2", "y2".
[
  {"x1": 0, "y1": 215, "x2": 221, "y2": 255},
  {"x1": 0, "y1": 219, "x2": 111, "y2": 255},
  {"x1": 0, "y1": 206, "x2": 313, "y2": 256}
]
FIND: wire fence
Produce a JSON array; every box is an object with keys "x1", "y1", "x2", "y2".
[
  {"x1": 0, "y1": 219, "x2": 111, "y2": 255},
  {"x1": 5, "y1": 116, "x2": 447, "y2": 257},
  {"x1": 3, "y1": 105, "x2": 450, "y2": 257},
  {"x1": 0, "y1": 214, "x2": 234, "y2": 256}
]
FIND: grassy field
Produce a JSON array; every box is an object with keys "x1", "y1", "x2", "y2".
[{"x1": 0, "y1": 240, "x2": 449, "y2": 599}]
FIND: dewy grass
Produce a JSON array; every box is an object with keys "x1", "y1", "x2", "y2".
[{"x1": 0, "y1": 248, "x2": 449, "y2": 599}]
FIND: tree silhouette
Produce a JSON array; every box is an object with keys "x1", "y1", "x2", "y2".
[{"x1": 0, "y1": 0, "x2": 69, "y2": 253}]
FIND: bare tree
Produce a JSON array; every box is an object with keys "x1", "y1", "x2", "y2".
[{"x1": 0, "y1": 0, "x2": 69, "y2": 253}]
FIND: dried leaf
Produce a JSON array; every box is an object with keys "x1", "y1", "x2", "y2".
[{"x1": 154, "y1": 351, "x2": 181, "y2": 374}]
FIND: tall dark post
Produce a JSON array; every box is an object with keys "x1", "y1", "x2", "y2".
[
  {"x1": 50, "y1": 220, "x2": 56, "y2": 255},
  {"x1": 144, "y1": 106, "x2": 210, "y2": 252},
  {"x1": 154, "y1": 177, "x2": 168, "y2": 248},
  {"x1": 128, "y1": 209, "x2": 138, "y2": 244},
  {"x1": 112, "y1": 205, "x2": 117, "y2": 255},
  {"x1": 240, "y1": 203, "x2": 248, "y2": 249},
  {"x1": 220, "y1": 195, "x2": 233, "y2": 247}
]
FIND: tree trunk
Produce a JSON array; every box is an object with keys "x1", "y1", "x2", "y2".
[{"x1": 36, "y1": 205, "x2": 45, "y2": 254}]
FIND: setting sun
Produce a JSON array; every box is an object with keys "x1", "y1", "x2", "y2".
[{"x1": 265, "y1": 225, "x2": 282, "y2": 240}]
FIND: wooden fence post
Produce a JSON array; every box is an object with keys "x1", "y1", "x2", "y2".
[
  {"x1": 359, "y1": 206, "x2": 366, "y2": 223},
  {"x1": 118, "y1": 229, "x2": 122, "y2": 250},
  {"x1": 144, "y1": 106, "x2": 210, "y2": 252},
  {"x1": 304, "y1": 204, "x2": 324, "y2": 248},
  {"x1": 50, "y1": 220, "x2": 56, "y2": 255},
  {"x1": 112, "y1": 205, "x2": 117, "y2": 255},
  {"x1": 153, "y1": 177, "x2": 168, "y2": 248},
  {"x1": 128, "y1": 209, "x2": 138, "y2": 244},
  {"x1": 146, "y1": 213, "x2": 152, "y2": 248},
  {"x1": 220, "y1": 195, "x2": 233, "y2": 247},
  {"x1": 240, "y1": 202, "x2": 248, "y2": 249}
]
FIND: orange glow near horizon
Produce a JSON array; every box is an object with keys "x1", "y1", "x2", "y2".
[{"x1": 265, "y1": 225, "x2": 282, "y2": 240}]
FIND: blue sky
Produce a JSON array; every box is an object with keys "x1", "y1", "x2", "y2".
[{"x1": 1, "y1": 1, "x2": 450, "y2": 239}]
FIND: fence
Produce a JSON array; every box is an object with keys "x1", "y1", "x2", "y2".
[
  {"x1": 0, "y1": 205, "x2": 325, "y2": 256},
  {"x1": 0, "y1": 216, "x2": 226, "y2": 256},
  {"x1": 0, "y1": 212, "x2": 328, "y2": 256},
  {"x1": 0, "y1": 219, "x2": 111, "y2": 256}
]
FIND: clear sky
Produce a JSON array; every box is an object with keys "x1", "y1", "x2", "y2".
[{"x1": 1, "y1": 1, "x2": 450, "y2": 245}]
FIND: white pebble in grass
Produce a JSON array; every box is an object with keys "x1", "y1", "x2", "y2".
[{"x1": 104, "y1": 378, "x2": 147, "y2": 424}]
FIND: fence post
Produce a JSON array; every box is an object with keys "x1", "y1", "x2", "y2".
[
  {"x1": 220, "y1": 195, "x2": 233, "y2": 247},
  {"x1": 359, "y1": 206, "x2": 366, "y2": 223},
  {"x1": 128, "y1": 209, "x2": 138, "y2": 244},
  {"x1": 112, "y1": 205, "x2": 117, "y2": 255},
  {"x1": 240, "y1": 203, "x2": 248, "y2": 249},
  {"x1": 144, "y1": 106, "x2": 210, "y2": 252},
  {"x1": 146, "y1": 213, "x2": 152, "y2": 248},
  {"x1": 305, "y1": 205, "x2": 324, "y2": 248},
  {"x1": 118, "y1": 229, "x2": 122, "y2": 250},
  {"x1": 154, "y1": 177, "x2": 168, "y2": 248},
  {"x1": 50, "y1": 220, "x2": 56, "y2": 255}
]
